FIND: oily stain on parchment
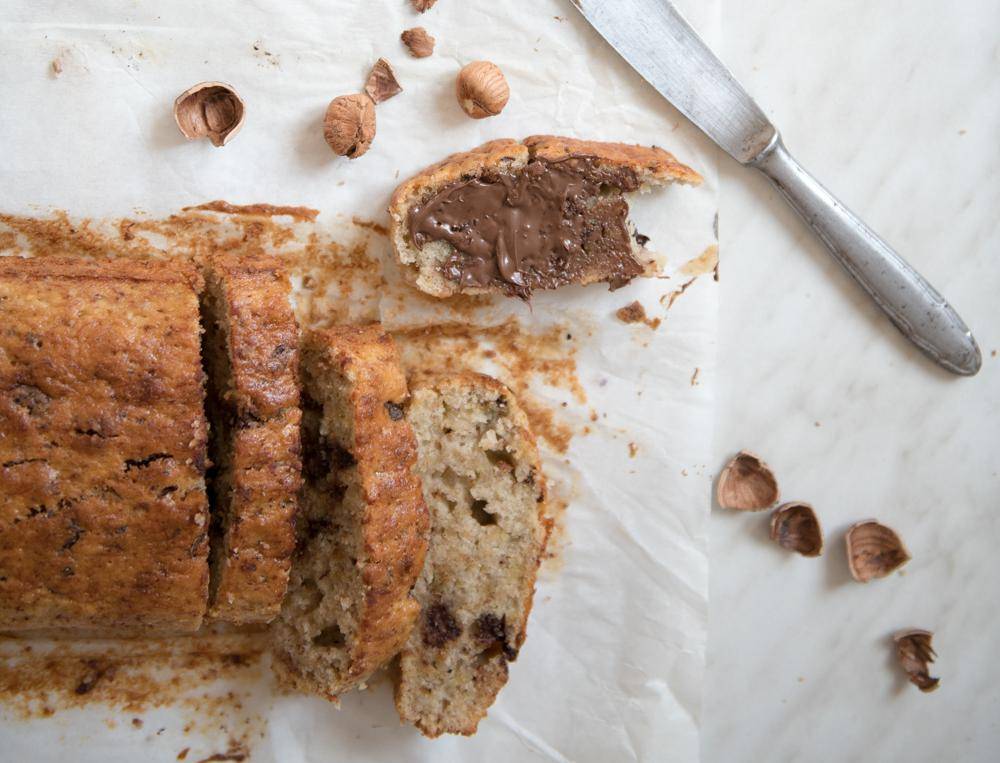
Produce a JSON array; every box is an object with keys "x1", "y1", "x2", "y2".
[
  {"x1": 0, "y1": 204, "x2": 585, "y2": 733},
  {"x1": 395, "y1": 320, "x2": 586, "y2": 454},
  {"x1": 613, "y1": 244, "x2": 719, "y2": 333}
]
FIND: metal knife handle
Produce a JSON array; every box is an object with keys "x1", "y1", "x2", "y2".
[{"x1": 750, "y1": 135, "x2": 981, "y2": 376}]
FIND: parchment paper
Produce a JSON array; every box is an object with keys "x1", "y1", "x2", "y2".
[{"x1": 0, "y1": 1, "x2": 719, "y2": 760}]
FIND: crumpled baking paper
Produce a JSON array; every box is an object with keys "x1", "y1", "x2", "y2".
[{"x1": 0, "y1": 0, "x2": 718, "y2": 760}]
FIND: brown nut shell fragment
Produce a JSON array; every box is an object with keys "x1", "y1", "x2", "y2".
[
  {"x1": 401, "y1": 27, "x2": 435, "y2": 58},
  {"x1": 456, "y1": 61, "x2": 510, "y2": 119},
  {"x1": 173, "y1": 81, "x2": 245, "y2": 147},
  {"x1": 323, "y1": 94, "x2": 376, "y2": 159},
  {"x1": 365, "y1": 58, "x2": 403, "y2": 104},
  {"x1": 845, "y1": 520, "x2": 911, "y2": 582},
  {"x1": 769, "y1": 502, "x2": 823, "y2": 557},
  {"x1": 411, "y1": 0, "x2": 437, "y2": 11},
  {"x1": 894, "y1": 629, "x2": 940, "y2": 692},
  {"x1": 716, "y1": 450, "x2": 779, "y2": 511}
]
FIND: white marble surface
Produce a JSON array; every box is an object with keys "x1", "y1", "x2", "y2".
[{"x1": 706, "y1": 1, "x2": 1000, "y2": 760}]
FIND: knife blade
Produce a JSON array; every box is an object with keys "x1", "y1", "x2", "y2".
[{"x1": 573, "y1": 0, "x2": 981, "y2": 376}]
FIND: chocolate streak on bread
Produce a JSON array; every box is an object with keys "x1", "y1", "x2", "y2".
[{"x1": 407, "y1": 156, "x2": 644, "y2": 298}]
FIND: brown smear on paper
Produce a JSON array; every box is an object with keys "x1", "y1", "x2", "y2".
[
  {"x1": 655, "y1": 244, "x2": 718, "y2": 313},
  {"x1": 538, "y1": 484, "x2": 572, "y2": 577},
  {"x1": 183, "y1": 200, "x2": 319, "y2": 222},
  {"x1": 0, "y1": 630, "x2": 267, "y2": 757},
  {"x1": 661, "y1": 277, "x2": 697, "y2": 310},
  {"x1": 615, "y1": 300, "x2": 661, "y2": 330},
  {"x1": 350, "y1": 216, "x2": 388, "y2": 236}
]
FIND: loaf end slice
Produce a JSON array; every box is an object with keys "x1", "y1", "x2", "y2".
[
  {"x1": 271, "y1": 325, "x2": 429, "y2": 700},
  {"x1": 202, "y1": 254, "x2": 302, "y2": 625},
  {"x1": 0, "y1": 256, "x2": 210, "y2": 635},
  {"x1": 395, "y1": 373, "x2": 549, "y2": 737}
]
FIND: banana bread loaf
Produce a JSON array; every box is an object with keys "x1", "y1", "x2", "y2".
[{"x1": 0, "y1": 256, "x2": 210, "y2": 635}]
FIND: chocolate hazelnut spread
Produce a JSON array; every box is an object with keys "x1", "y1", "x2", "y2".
[{"x1": 407, "y1": 157, "x2": 646, "y2": 297}]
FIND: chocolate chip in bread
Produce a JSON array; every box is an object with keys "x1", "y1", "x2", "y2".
[{"x1": 394, "y1": 373, "x2": 549, "y2": 737}]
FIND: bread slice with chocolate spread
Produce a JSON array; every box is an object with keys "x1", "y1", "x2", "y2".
[
  {"x1": 388, "y1": 135, "x2": 702, "y2": 299},
  {"x1": 394, "y1": 373, "x2": 549, "y2": 737}
]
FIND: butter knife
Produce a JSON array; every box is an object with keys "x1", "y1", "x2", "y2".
[{"x1": 573, "y1": 0, "x2": 981, "y2": 376}]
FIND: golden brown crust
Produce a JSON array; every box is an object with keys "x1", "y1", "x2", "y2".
[
  {"x1": 204, "y1": 254, "x2": 302, "y2": 625},
  {"x1": 522, "y1": 134, "x2": 703, "y2": 185},
  {"x1": 321, "y1": 327, "x2": 429, "y2": 682},
  {"x1": 388, "y1": 139, "x2": 526, "y2": 216},
  {"x1": 0, "y1": 256, "x2": 209, "y2": 634},
  {"x1": 210, "y1": 254, "x2": 301, "y2": 418},
  {"x1": 273, "y1": 325, "x2": 429, "y2": 698},
  {"x1": 0, "y1": 255, "x2": 205, "y2": 289}
]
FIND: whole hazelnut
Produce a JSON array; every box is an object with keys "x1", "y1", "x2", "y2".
[
  {"x1": 456, "y1": 61, "x2": 509, "y2": 119},
  {"x1": 323, "y1": 94, "x2": 376, "y2": 159}
]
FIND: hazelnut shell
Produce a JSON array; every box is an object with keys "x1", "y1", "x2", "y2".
[
  {"x1": 173, "y1": 82, "x2": 245, "y2": 147},
  {"x1": 894, "y1": 629, "x2": 940, "y2": 693},
  {"x1": 456, "y1": 61, "x2": 510, "y2": 119},
  {"x1": 769, "y1": 502, "x2": 823, "y2": 557},
  {"x1": 401, "y1": 27, "x2": 435, "y2": 58},
  {"x1": 323, "y1": 94, "x2": 376, "y2": 159},
  {"x1": 365, "y1": 58, "x2": 403, "y2": 104},
  {"x1": 716, "y1": 450, "x2": 780, "y2": 511},
  {"x1": 845, "y1": 520, "x2": 911, "y2": 582}
]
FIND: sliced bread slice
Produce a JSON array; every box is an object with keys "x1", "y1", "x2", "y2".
[
  {"x1": 201, "y1": 253, "x2": 302, "y2": 625},
  {"x1": 395, "y1": 373, "x2": 549, "y2": 737},
  {"x1": 271, "y1": 325, "x2": 429, "y2": 700},
  {"x1": 388, "y1": 135, "x2": 702, "y2": 298}
]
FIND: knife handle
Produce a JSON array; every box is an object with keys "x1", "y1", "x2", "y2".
[{"x1": 750, "y1": 134, "x2": 981, "y2": 376}]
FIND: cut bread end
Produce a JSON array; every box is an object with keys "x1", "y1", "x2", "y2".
[
  {"x1": 272, "y1": 325, "x2": 429, "y2": 700},
  {"x1": 394, "y1": 373, "x2": 549, "y2": 737},
  {"x1": 388, "y1": 135, "x2": 702, "y2": 299},
  {"x1": 202, "y1": 254, "x2": 302, "y2": 625}
]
